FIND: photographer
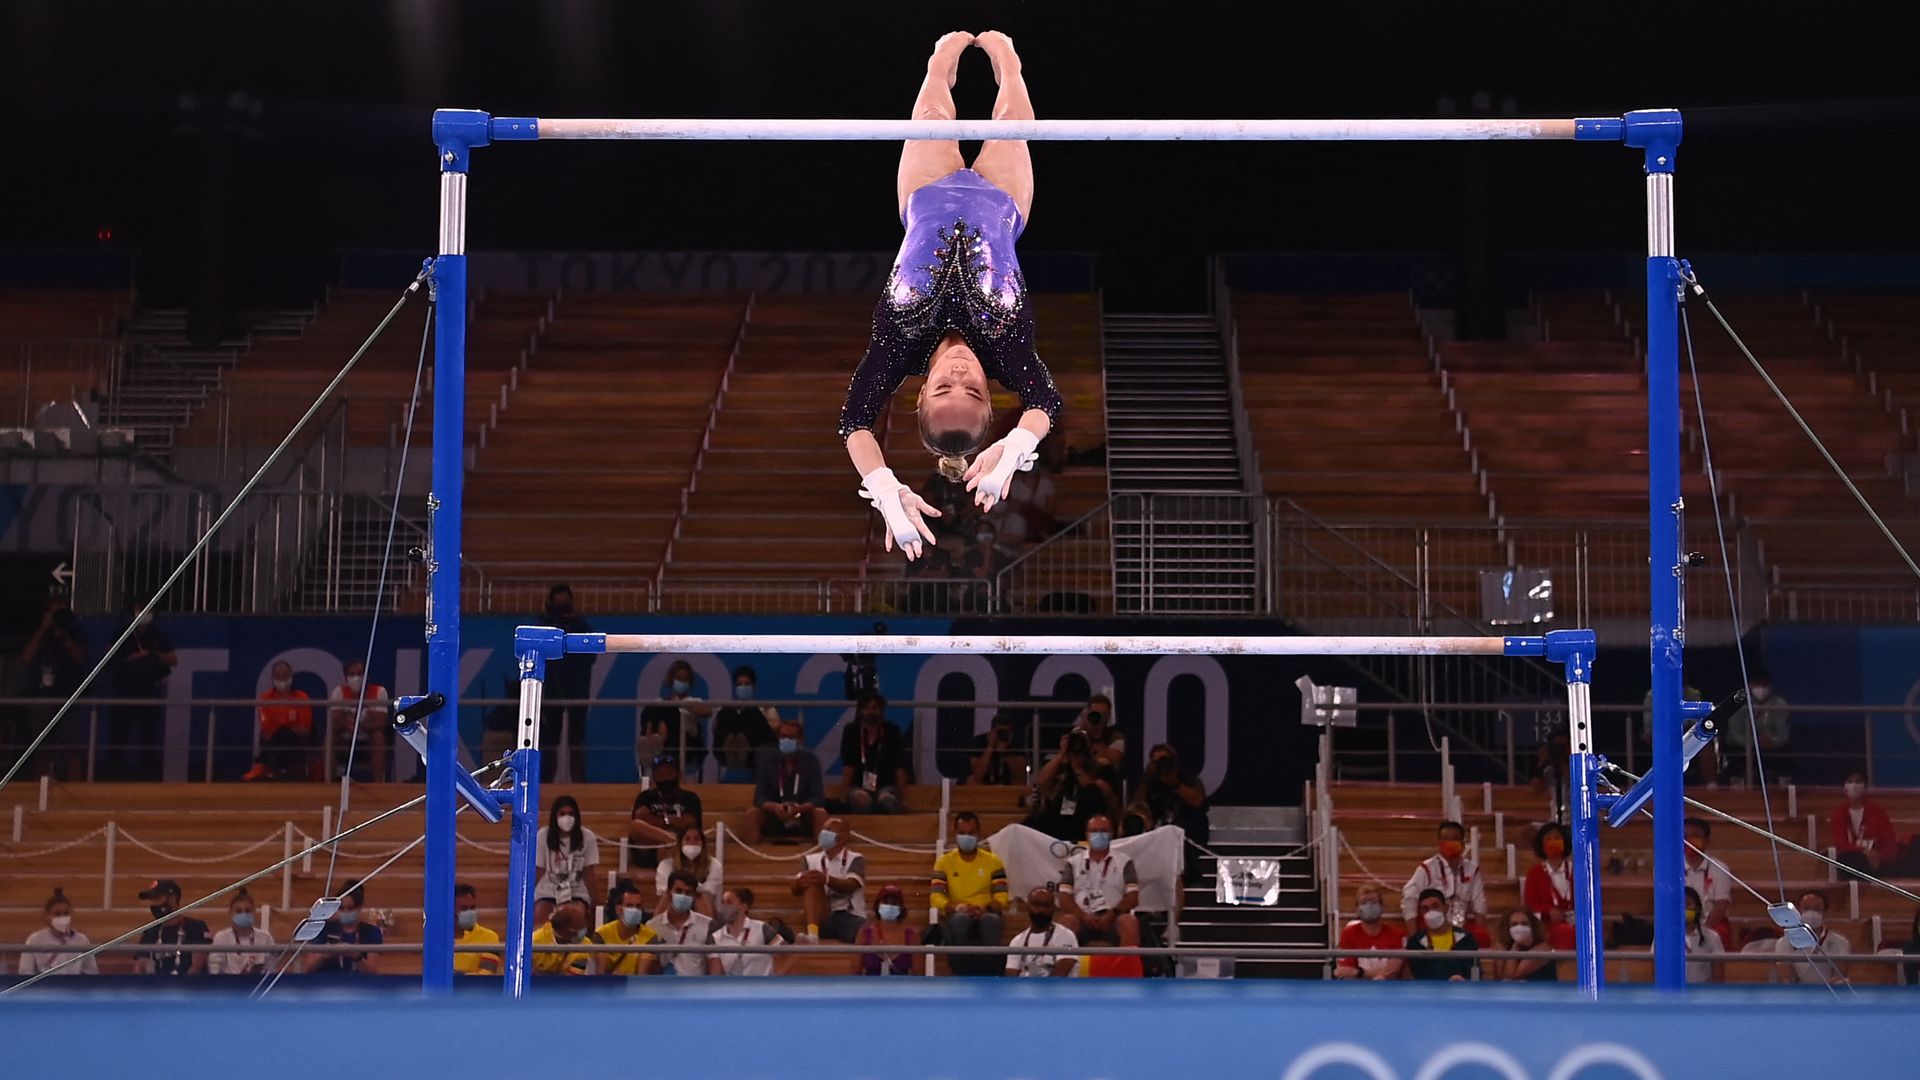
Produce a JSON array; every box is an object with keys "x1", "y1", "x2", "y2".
[
  {"x1": 19, "y1": 594, "x2": 88, "y2": 778},
  {"x1": 1070, "y1": 694, "x2": 1125, "y2": 768},
  {"x1": 968, "y1": 712, "x2": 1028, "y2": 786},
  {"x1": 1125, "y1": 743, "x2": 1211, "y2": 880},
  {"x1": 1024, "y1": 728, "x2": 1119, "y2": 842}
]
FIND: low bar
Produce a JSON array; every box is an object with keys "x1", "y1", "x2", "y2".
[
  {"x1": 580, "y1": 633, "x2": 1533, "y2": 656},
  {"x1": 519, "y1": 117, "x2": 1605, "y2": 142}
]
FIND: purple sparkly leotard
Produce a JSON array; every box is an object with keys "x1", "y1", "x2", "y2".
[{"x1": 837, "y1": 169, "x2": 1062, "y2": 439}]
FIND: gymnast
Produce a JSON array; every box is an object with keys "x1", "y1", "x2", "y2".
[{"x1": 839, "y1": 31, "x2": 1062, "y2": 560}]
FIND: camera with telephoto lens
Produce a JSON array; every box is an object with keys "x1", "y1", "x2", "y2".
[{"x1": 1066, "y1": 731, "x2": 1090, "y2": 757}]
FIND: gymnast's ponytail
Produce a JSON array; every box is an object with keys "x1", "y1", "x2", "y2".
[
  {"x1": 919, "y1": 408, "x2": 988, "y2": 482},
  {"x1": 935, "y1": 455, "x2": 969, "y2": 483}
]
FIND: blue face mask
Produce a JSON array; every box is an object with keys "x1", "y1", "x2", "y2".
[
  {"x1": 670, "y1": 679, "x2": 691, "y2": 695},
  {"x1": 1088, "y1": 831, "x2": 1112, "y2": 851},
  {"x1": 457, "y1": 910, "x2": 478, "y2": 932},
  {"x1": 670, "y1": 893, "x2": 694, "y2": 914},
  {"x1": 232, "y1": 912, "x2": 255, "y2": 930},
  {"x1": 734, "y1": 684, "x2": 754, "y2": 701},
  {"x1": 621, "y1": 906, "x2": 647, "y2": 929},
  {"x1": 878, "y1": 903, "x2": 903, "y2": 922},
  {"x1": 817, "y1": 829, "x2": 838, "y2": 850},
  {"x1": 956, "y1": 834, "x2": 979, "y2": 854},
  {"x1": 338, "y1": 910, "x2": 360, "y2": 928},
  {"x1": 778, "y1": 737, "x2": 799, "y2": 755}
]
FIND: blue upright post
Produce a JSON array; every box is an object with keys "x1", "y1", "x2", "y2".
[
  {"x1": 1626, "y1": 108, "x2": 1687, "y2": 991},
  {"x1": 504, "y1": 627, "x2": 563, "y2": 997},
  {"x1": 423, "y1": 108, "x2": 490, "y2": 994},
  {"x1": 1545, "y1": 630, "x2": 1603, "y2": 998}
]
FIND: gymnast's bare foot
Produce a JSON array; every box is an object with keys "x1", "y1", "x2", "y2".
[
  {"x1": 928, "y1": 32, "x2": 973, "y2": 88},
  {"x1": 973, "y1": 31, "x2": 1021, "y2": 83}
]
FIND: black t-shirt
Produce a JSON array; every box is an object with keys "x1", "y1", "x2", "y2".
[
  {"x1": 113, "y1": 624, "x2": 174, "y2": 697},
  {"x1": 970, "y1": 732, "x2": 1017, "y2": 785},
  {"x1": 139, "y1": 917, "x2": 211, "y2": 975},
  {"x1": 543, "y1": 614, "x2": 595, "y2": 700},
  {"x1": 839, "y1": 721, "x2": 910, "y2": 790},
  {"x1": 714, "y1": 706, "x2": 776, "y2": 752},
  {"x1": 1142, "y1": 769, "x2": 1211, "y2": 834},
  {"x1": 634, "y1": 786, "x2": 704, "y2": 828},
  {"x1": 1031, "y1": 761, "x2": 1119, "y2": 841},
  {"x1": 311, "y1": 921, "x2": 384, "y2": 974},
  {"x1": 26, "y1": 624, "x2": 88, "y2": 697}
]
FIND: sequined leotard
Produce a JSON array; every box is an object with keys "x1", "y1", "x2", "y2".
[{"x1": 837, "y1": 169, "x2": 1062, "y2": 440}]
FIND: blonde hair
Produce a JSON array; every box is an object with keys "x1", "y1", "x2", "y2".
[
  {"x1": 917, "y1": 390, "x2": 990, "y2": 482},
  {"x1": 935, "y1": 455, "x2": 969, "y2": 482}
]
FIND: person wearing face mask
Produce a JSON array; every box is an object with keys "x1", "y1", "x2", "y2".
[
  {"x1": 637, "y1": 659, "x2": 712, "y2": 778},
  {"x1": 1400, "y1": 820, "x2": 1487, "y2": 940},
  {"x1": 591, "y1": 880, "x2": 660, "y2": 976},
  {"x1": 630, "y1": 753, "x2": 706, "y2": 874},
  {"x1": 306, "y1": 885, "x2": 382, "y2": 974},
  {"x1": 706, "y1": 887, "x2": 782, "y2": 976},
  {"x1": 1682, "y1": 886, "x2": 1726, "y2": 984},
  {"x1": 930, "y1": 811, "x2": 1010, "y2": 974},
  {"x1": 207, "y1": 889, "x2": 276, "y2": 976},
  {"x1": 853, "y1": 884, "x2": 919, "y2": 975},
  {"x1": 1405, "y1": 888, "x2": 1480, "y2": 981},
  {"x1": 451, "y1": 882, "x2": 503, "y2": 977},
  {"x1": 749, "y1": 720, "x2": 828, "y2": 844},
  {"x1": 135, "y1": 879, "x2": 210, "y2": 975},
  {"x1": 19, "y1": 888, "x2": 98, "y2": 976},
  {"x1": 535, "y1": 795, "x2": 602, "y2": 928},
  {"x1": 243, "y1": 660, "x2": 314, "y2": 781},
  {"x1": 1831, "y1": 770, "x2": 1899, "y2": 878},
  {"x1": 840, "y1": 690, "x2": 912, "y2": 813},
  {"x1": 531, "y1": 898, "x2": 596, "y2": 976},
  {"x1": 1522, "y1": 822, "x2": 1578, "y2": 951},
  {"x1": 326, "y1": 659, "x2": 391, "y2": 782},
  {"x1": 1056, "y1": 815, "x2": 1141, "y2": 949},
  {"x1": 1334, "y1": 884, "x2": 1406, "y2": 980},
  {"x1": 714, "y1": 665, "x2": 782, "y2": 779},
  {"x1": 792, "y1": 817, "x2": 868, "y2": 943},
  {"x1": 1775, "y1": 889, "x2": 1852, "y2": 985},
  {"x1": 539, "y1": 583, "x2": 595, "y2": 783},
  {"x1": 1723, "y1": 669, "x2": 1791, "y2": 784},
  {"x1": 1005, "y1": 886, "x2": 1078, "y2": 977},
  {"x1": 1492, "y1": 908, "x2": 1555, "y2": 982},
  {"x1": 1682, "y1": 817, "x2": 1735, "y2": 950},
  {"x1": 654, "y1": 823, "x2": 723, "y2": 916},
  {"x1": 654, "y1": 870, "x2": 715, "y2": 976}
]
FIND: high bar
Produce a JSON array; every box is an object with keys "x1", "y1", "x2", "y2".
[
  {"x1": 579, "y1": 633, "x2": 1527, "y2": 657},
  {"x1": 494, "y1": 116, "x2": 1623, "y2": 143}
]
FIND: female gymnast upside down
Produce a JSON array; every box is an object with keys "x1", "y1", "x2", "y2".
[{"x1": 838, "y1": 31, "x2": 1061, "y2": 560}]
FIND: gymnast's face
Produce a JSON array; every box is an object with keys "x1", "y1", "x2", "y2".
[{"x1": 919, "y1": 340, "x2": 991, "y2": 443}]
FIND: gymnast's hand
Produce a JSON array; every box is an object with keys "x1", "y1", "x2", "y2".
[
  {"x1": 963, "y1": 427, "x2": 1040, "y2": 511},
  {"x1": 859, "y1": 466, "x2": 941, "y2": 560}
]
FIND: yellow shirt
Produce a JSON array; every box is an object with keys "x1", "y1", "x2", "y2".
[
  {"x1": 453, "y1": 924, "x2": 502, "y2": 975},
  {"x1": 531, "y1": 923, "x2": 593, "y2": 976},
  {"x1": 930, "y1": 848, "x2": 1010, "y2": 912},
  {"x1": 1429, "y1": 929, "x2": 1456, "y2": 952},
  {"x1": 592, "y1": 918, "x2": 660, "y2": 976}
]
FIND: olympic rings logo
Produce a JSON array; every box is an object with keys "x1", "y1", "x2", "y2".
[{"x1": 1278, "y1": 1041, "x2": 1664, "y2": 1080}]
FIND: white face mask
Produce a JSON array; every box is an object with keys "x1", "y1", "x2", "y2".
[
  {"x1": 1802, "y1": 909, "x2": 1825, "y2": 931},
  {"x1": 1750, "y1": 686, "x2": 1771, "y2": 703},
  {"x1": 681, "y1": 844, "x2": 703, "y2": 862},
  {"x1": 556, "y1": 814, "x2": 577, "y2": 832},
  {"x1": 1508, "y1": 924, "x2": 1534, "y2": 945},
  {"x1": 272, "y1": 677, "x2": 292, "y2": 692},
  {"x1": 50, "y1": 914, "x2": 72, "y2": 933},
  {"x1": 345, "y1": 674, "x2": 364, "y2": 691},
  {"x1": 1845, "y1": 782, "x2": 1866, "y2": 800},
  {"x1": 1423, "y1": 909, "x2": 1448, "y2": 930}
]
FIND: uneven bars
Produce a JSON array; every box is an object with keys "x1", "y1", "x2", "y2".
[
  {"x1": 492, "y1": 117, "x2": 1625, "y2": 142},
  {"x1": 576, "y1": 633, "x2": 1530, "y2": 656}
]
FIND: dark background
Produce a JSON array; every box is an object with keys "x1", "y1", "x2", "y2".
[{"x1": 6, "y1": 1, "x2": 1918, "y2": 313}]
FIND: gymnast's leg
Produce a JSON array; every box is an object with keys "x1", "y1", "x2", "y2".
[
  {"x1": 967, "y1": 31, "x2": 1035, "y2": 222},
  {"x1": 897, "y1": 32, "x2": 973, "y2": 217}
]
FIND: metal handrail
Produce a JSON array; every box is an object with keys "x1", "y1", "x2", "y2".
[{"x1": 659, "y1": 292, "x2": 756, "y2": 593}]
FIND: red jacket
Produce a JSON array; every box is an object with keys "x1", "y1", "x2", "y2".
[
  {"x1": 1523, "y1": 861, "x2": 1576, "y2": 921},
  {"x1": 1832, "y1": 799, "x2": 1899, "y2": 856}
]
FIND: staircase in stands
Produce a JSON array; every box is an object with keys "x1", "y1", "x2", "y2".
[
  {"x1": 1175, "y1": 807, "x2": 1325, "y2": 978},
  {"x1": 105, "y1": 307, "x2": 313, "y2": 463},
  {"x1": 1100, "y1": 311, "x2": 1260, "y2": 612}
]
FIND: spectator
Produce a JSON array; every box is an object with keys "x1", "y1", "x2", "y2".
[
  {"x1": 20, "y1": 594, "x2": 87, "y2": 780},
  {"x1": 1057, "y1": 814, "x2": 1141, "y2": 949},
  {"x1": 1400, "y1": 820, "x2": 1487, "y2": 936},
  {"x1": 708, "y1": 886, "x2": 782, "y2": 976},
  {"x1": 1683, "y1": 817, "x2": 1734, "y2": 950},
  {"x1": 1723, "y1": 669, "x2": 1791, "y2": 783},
  {"x1": 655, "y1": 869, "x2": 716, "y2": 976},
  {"x1": 452, "y1": 882, "x2": 502, "y2": 977},
  {"x1": 1491, "y1": 908, "x2": 1556, "y2": 982},
  {"x1": 968, "y1": 712, "x2": 1028, "y2": 786},
  {"x1": 630, "y1": 753, "x2": 704, "y2": 874},
  {"x1": 638, "y1": 659, "x2": 711, "y2": 776},
  {"x1": 19, "y1": 888, "x2": 97, "y2": 976},
  {"x1": 540, "y1": 584, "x2": 595, "y2": 783},
  {"x1": 593, "y1": 879, "x2": 659, "y2": 976},
  {"x1": 1025, "y1": 729, "x2": 1120, "y2": 842},
  {"x1": 1774, "y1": 889, "x2": 1851, "y2": 986},
  {"x1": 714, "y1": 665, "x2": 780, "y2": 778},
  {"x1": 1127, "y1": 743, "x2": 1211, "y2": 880},
  {"x1": 1522, "y1": 821, "x2": 1577, "y2": 950},
  {"x1": 137, "y1": 878, "x2": 209, "y2": 976},
  {"x1": 327, "y1": 659, "x2": 391, "y2": 783},
  {"x1": 792, "y1": 817, "x2": 867, "y2": 943},
  {"x1": 109, "y1": 607, "x2": 176, "y2": 781},
  {"x1": 244, "y1": 660, "x2": 314, "y2": 782},
  {"x1": 1333, "y1": 884, "x2": 1405, "y2": 981},
  {"x1": 1684, "y1": 885, "x2": 1725, "y2": 985},
  {"x1": 208, "y1": 889, "x2": 275, "y2": 976},
  {"x1": 1832, "y1": 770, "x2": 1899, "y2": 879},
  {"x1": 535, "y1": 794, "x2": 602, "y2": 926},
  {"x1": 1005, "y1": 885, "x2": 1077, "y2": 977},
  {"x1": 1070, "y1": 695, "x2": 1126, "y2": 768},
  {"x1": 1405, "y1": 887, "x2": 1479, "y2": 981},
  {"x1": 654, "y1": 823, "x2": 722, "y2": 916},
  {"x1": 930, "y1": 810, "x2": 1009, "y2": 975},
  {"x1": 840, "y1": 690, "x2": 911, "y2": 813},
  {"x1": 853, "y1": 884, "x2": 919, "y2": 976},
  {"x1": 531, "y1": 897, "x2": 595, "y2": 976},
  {"x1": 748, "y1": 719, "x2": 828, "y2": 844},
  {"x1": 306, "y1": 886, "x2": 382, "y2": 974}
]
